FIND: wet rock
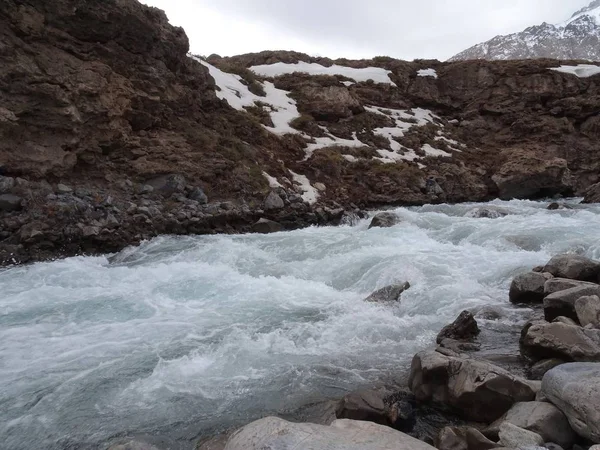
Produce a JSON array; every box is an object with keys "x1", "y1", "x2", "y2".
[
  {"x1": 438, "y1": 338, "x2": 481, "y2": 353},
  {"x1": 223, "y1": 416, "x2": 437, "y2": 450},
  {"x1": 575, "y1": 295, "x2": 600, "y2": 328},
  {"x1": 545, "y1": 278, "x2": 599, "y2": 296},
  {"x1": 436, "y1": 426, "x2": 501, "y2": 450},
  {"x1": 263, "y1": 191, "x2": 285, "y2": 210},
  {"x1": 464, "y1": 207, "x2": 508, "y2": 219},
  {"x1": 498, "y1": 422, "x2": 545, "y2": 448},
  {"x1": 510, "y1": 272, "x2": 551, "y2": 304},
  {"x1": 252, "y1": 218, "x2": 283, "y2": 234},
  {"x1": 485, "y1": 402, "x2": 575, "y2": 448},
  {"x1": 547, "y1": 203, "x2": 572, "y2": 210},
  {"x1": 544, "y1": 285, "x2": 600, "y2": 322},
  {"x1": 146, "y1": 174, "x2": 186, "y2": 196},
  {"x1": 529, "y1": 359, "x2": 565, "y2": 381},
  {"x1": 542, "y1": 363, "x2": 600, "y2": 443},
  {"x1": 409, "y1": 350, "x2": 536, "y2": 422},
  {"x1": 368, "y1": 212, "x2": 401, "y2": 229},
  {"x1": 365, "y1": 282, "x2": 410, "y2": 303},
  {"x1": 473, "y1": 305, "x2": 505, "y2": 321},
  {"x1": 436, "y1": 311, "x2": 480, "y2": 344},
  {"x1": 425, "y1": 177, "x2": 444, "y2": 196},
  {"x1": 335, "y1": 390, "x2": 394, "y2": 426},
  {"x1": 188, "y1": 187, "x2": 208, "y2": 204},
  {"x1": 521, "y1": 322, "x2": 600, "y2": 362},
  {"x1": 0, "y1": 194, "x2": 23, "y2": 211},
  {"x1": 583, "y1": 182, "x2": 600, "y2": 204},
  {"x1": 0, "y1": 176, "x2": 14, "y2": 193},
  {"x1": 543, "y1": 254, "x2": 600, "y2": 282}
]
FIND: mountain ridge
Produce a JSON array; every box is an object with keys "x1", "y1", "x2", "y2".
[{"x1": 450, "y1": 0, "x2": 600, "y2": 61}]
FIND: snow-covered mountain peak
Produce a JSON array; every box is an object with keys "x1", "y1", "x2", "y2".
[{"x1": 450, "y1": 1, "x2": 600, "y2": 61}]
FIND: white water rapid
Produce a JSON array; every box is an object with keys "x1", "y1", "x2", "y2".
[{"x1": 2, "y1": 200, "x2": 600, "y2": 449}]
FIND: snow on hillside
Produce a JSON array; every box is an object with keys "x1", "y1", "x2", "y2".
[
  {"x1": 550, "y1": 64, "x2": 600, "y2": 78},
  {"x1": 417, "y1": 68, "x2": 438, "y2": 79},
  {"x1": 250, "y1": 62, "x2": 396, "y2": 86}
]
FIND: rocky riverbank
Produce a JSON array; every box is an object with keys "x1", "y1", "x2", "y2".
[{"x1": 105, "y1": 252, "x2": 600, "y2": 450}]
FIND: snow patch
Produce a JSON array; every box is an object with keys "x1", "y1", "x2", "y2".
[
  {"x1": 261, "y1": 82, "x2": 301, "y2": 135},
  {"x1": 304, "y1": 132, "x2": 366, "y2": 160},
  {"x1": 375, "y1": 149, "x2": 420, "y2": 164},
  {"x1": 341, "y1": 81, "x2": 355, "y2": 87},
  {"x1": 550, "y1": 64, "x2": 600, "y2": 78},
  {"x1": 262, "y1": 172, "x2": 283, "y2": 188},
  {"x1": 417, "y1": 68, "x2": 438, "y2": 79},
  {"x1": 342, "y1": 154, "x2": 358, "y2": 162},
  {"x1": 422, "y1": 144, "x2": 451, "y2": 157},
  {"x1": 250, "y1": 62, "x2": 396, "y2": 86},
  {"x1": 198, "y1": 58, "x2": 257, "y2": 110},
  {"x1": 289, "y1": 171, "x2": 319, "y2": 204}
]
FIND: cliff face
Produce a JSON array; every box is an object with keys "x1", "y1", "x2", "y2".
[{"x1": 0, "y1": 0, "x2": 599, "y2": 265}]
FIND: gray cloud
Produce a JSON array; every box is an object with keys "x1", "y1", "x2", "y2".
[{"x1": 143, "y1": 0, "x2": 590, "y2": 60}]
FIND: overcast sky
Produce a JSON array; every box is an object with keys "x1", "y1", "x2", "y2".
[{"x1": 140, "y1": 0, "x2": 591, "y2": 61}]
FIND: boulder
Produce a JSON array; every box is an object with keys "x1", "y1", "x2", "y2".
[
  {"x1": 464, "y1": 207, "x2": 508, "y2": 219},
  {"x1": 521, "y1": 322, "x2": 600, "y2": 362},
  {"x1": 0, "y1": 176, "x2": 15, "y2": 193},
  {"x1": 498, "y1": 422, "x2": 545, "y2": 449},
  {"x1": 0, "y1": 194, "x2": 23, "y2": 211},
  {"x1": 575, "y1": 295, "x2": 600, "y2": 328},
  {"x1": 263, "y1": 191, "x2": 285, "y2": 210},
  {"x1": 545, "y1": 278, "x2": 599, "y2": 296},
  {"x1": 365, "y1": 282, "x2": 410, "y2": 303},
  {"x1": 542, "y1": 363, "x2": 600, "y2": 443},
  {"x1": 146, "y1": 174, "x2": 186, "y2": 196},
  {"x1": 543, "y1": 254, "x2": 600, "y2": 282},
  {"x1": 484, "y1": 402, "x2": 575, "y2": 448},
  {"x1": 436, "y1": 311, "x2": 480, "y2": 344},
  {"x1": 544, "y1": 285, "x2": 600, "y2": 322},
  {"x1": 223, "y1": 417, "x2": 437, "y2": 450},
  {"x1": 252, "y1": 218, "x2": 283, "y2": 234},
  {"x1": 438, "y1": 338, "x2": 481, "y2": 353},
  {"x1": 57, "y1": 183, "x2": 72, "y2": 193},
  {"x1": 509, "y1": 272, "x2": 550, "y2": 304},
  {"x1": 553, "y1": 316, "x2": 578, "y2": 326},
  {"x1": 368, "y1": 212, "x2": 401, "y2": 229},
  {"x1": 583, "y1": 182, "x2": 600, "y2": 204},
  {"x1": 409, "y1": 350, "x2": 536, "y2": 422},
  {"x1": 335, "y1": 390, "x2": 394, "y2": 426},
  {"x1": 436, "y1": 426, "x2": 501, "y2": 450},
  {"x1": 529, "y1": 359, "x2": 565, "y2": 381},
  {"x1": 473, "y1": 305, "x2": 505, "y2": 321},
  {"x1": 188, "y1": 187, "x2": 208, "y2": 204}
]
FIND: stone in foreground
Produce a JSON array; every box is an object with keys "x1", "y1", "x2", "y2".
[
  {"x1": 575, "y1": 295, "x2": 600, "y2": 328},
  {"x1": 498, "y1": 422, "x2": 545, "y2": 449},
  {"x1": 335, "y1": 390, "x2": 394, "y2": 426},
  {"x1": 436, "y1": 426, "x2": 501, "y2": 450},
  {"x1": 484, "y1": 401, "x2": 575, "y2": 448},
  {"x1": 542, "y1": 363, "x2": 600, "y2": 443},
  {"x1": 223, "y1": 416, "x2": 437, "y2": 450},
  {"x1": 509, "y1": 272, "x2": 550, "y2": 304},
  {"x1": 251, "y1": 218, "x2": 283, "y2": 234},
  {"x1": 544, "y1": 285, "x2": 600, "y2": 322},
  {"x1": 409, "y1": 350, "x2": 536, "y2": 422},
  {"x1": 521, "y1": 322, "x2": 600, "y2": 362},
  {"x1": 543, "y1": 254, "x2": 600, "y2": 282}
]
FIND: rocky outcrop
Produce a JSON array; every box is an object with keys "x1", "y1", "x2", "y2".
[
  {"x1": 584, "y1": 182, "x2": 600, "y2": 203},
  {"x1": 409, "y1": 350, "x2": 536, "y2": 422},
  {"x1": 223, "y1": 417, "x2": 437, "y2": 450},
  {"x1": 365, "y1": 282, "x2": 411, "y2": 303},
  {"x1": 542, "y1": 363, "x2": 600, "y2": 443}
]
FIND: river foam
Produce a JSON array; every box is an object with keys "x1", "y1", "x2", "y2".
[{"x1": 1, "y1": 199, "x2": 600, "y2": 449}]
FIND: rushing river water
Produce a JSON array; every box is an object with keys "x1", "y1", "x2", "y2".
[{"x1": 2, "y1": 199, "x2": 600, "y2": 449}]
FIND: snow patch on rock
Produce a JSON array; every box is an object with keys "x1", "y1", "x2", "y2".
[
  {"x1": 262, "y1": 172, "x2": 283, "y2": 188},
  {"x1": 550, "y1": 64, "x2": 600, "y2": 78},
  {"x1": 250, "y1": 62, "x2": 396, "y2": 86},
  {"x1": 417, "y1": 68, "x2": 438, "y2": 79},
  {"x1": 289, "y1": 171, "x2": 319, "y2": 204}
]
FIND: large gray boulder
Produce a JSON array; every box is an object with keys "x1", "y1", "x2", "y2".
[
  {"x1": 529, "y1": 359, "x2": 565, "y2": 381},
  {"x1": 521, "y1": 322, "x2": 600, "y2": 362},
  {"x1": 369, "y1": 212, "x2": 401, "y2": 229},
  {"x1": 335, "y1": 390, "x2": 394, "y2": 426},
  {"x1": 436, "y1": 426, "x2": 501, "y2": 450},
  {"x1": 484, "y1": 402, "x2": 575, "y2": 448},
  {"x1": 409, "y1": 350, "x2": 536, "y2": 422},
  {"x1": 263, "y1": 191, "x2": 285, "y2": 210},
  {"x1": 365, "y1": 282, "x2": 410, "y2": 303},
  {"x1": 543, "y1": 254, "x2": 600, "y2": 282},
  {"x1": 509, "y1": 272, "x2": 550, "y2": 304},
  {"x1": 223, "y1": 416, "x2": 437, "y2": 450},
  {"x1": 542, "y1": 363, "x2": 600, "y2": 443},
  {"x1": 544, "y1": 285, "x2": 600, "y2": 322},
  {"x1": 575, "y1": 295, "x2": 600, "y2": 328},
  {"x1": 252, "y1": 218, "x2": 283, "y2": 234},
  {"x1": 498, "y1": 422, "x2": 545, "y2": 449},
  {"x1": 0, "y1": 193, "x2": 23, "y2": 211},
  {"x1": 436, "y1": 311, "x2": 480, "y2": 344},
  {"x1": 544, "y1": 278, "x2": 598, "y2": 296}
]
